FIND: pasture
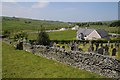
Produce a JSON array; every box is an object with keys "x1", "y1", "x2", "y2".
[
  {"x1": 28, "y1": 30, "x2": 77, "y2": 40},
  {"x1": 2, "y1": 42, "x2": 104, "y2": 78}
]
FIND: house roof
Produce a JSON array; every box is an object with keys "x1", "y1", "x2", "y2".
[
  {"x1": 77, "y1": 28, "x2": 94, "y2": 36},
  {"x1": 77, "y1": 28, "x2": 108, "y2": 38},
  {"x1": 96, "y1": 29, "x2": 108, "y2": 38}
]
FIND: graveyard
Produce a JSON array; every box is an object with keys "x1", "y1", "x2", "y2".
[{"x1": 1, "y1": 16, "x2": 120, "y2": 78}]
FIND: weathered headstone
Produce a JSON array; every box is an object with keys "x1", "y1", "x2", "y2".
[
  {"x1": 50, "y1": 42, "x2": 53, "y2": 47},
  {"x1": 104, "y1": 44, "x2": 109, "y2": 52},
  {"x1": 100, "y1": 43, "x2": 103, "y2": 47},
  {"x1": 16, "y1": 42, "x2": 23, "y2": 50},
  {"x1": 71, "y1": 46, "x2": 74, "y2": 50},
  {"x1": 57, "y1": 45, "x2": 60, "y2": 48},
  {"x1": 78, "y1": 48, "x2": 83, "y2": 51},
  {"x1": 112, "y1": 48, "x2": 117, "y2": 56},
  {"x1": 104, "y1": 44, "x2": 109, "y2": 55},
  {"x1": 97, "y1": 47, "x2": 104, "y2": 55},
  {"x1": 74, "y1": 42, "x2": 78, "y2": 51},
  {"x1": 88, "y1": 44, "x2": 94, "y2": 52},
  {"x1": 62, "y1": 46, "x2": 65, "y2": 49},
  {"x1": 111, "y1": 44, "x2": 113, "y2": 48},
  {"x1": 53, "y1": 42, "x2": 57, "y2": 47},
  {"x1": 95, "y1": 43, "x2": 99, "y2": 51}
]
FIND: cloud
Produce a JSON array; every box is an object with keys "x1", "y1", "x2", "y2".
[
  {"x1": 1, "y1": 0, "x2": 17, "y2": 2},
  {"x1": 32, "y1": 0, "x2": 49, "y2": 8}
]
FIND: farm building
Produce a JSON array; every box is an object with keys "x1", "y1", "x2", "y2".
[
  {"x1": 71, "y1": 25, "x2": 79, "y2": 30},
  {"x1": 76, "y1": 28, "x2": 109, "y2": 40},
  {"x1": 59, "y1": 28, "x2": 67, "y2": 31}
]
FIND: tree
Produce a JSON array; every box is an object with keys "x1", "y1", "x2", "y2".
[
  {"x1": 3, "y1": 30, "x2": 11, "y2": 38},
  {"x1": 14, "y1": 32, "x2": 28, "y2": 42},
  {"x1": 37, "y1": 26, "x2": 50, "y2": 46},
  {"x1": 109, "y1": 20, "x2": 120, "y2": 27}
]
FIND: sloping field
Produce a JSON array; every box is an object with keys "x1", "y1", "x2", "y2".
[
  {"x1": 28, "y1": 30, "x2": 77, "y2": 40},
  {"x1": 2, "y1": 42, "x2": 104, "y2": 78}
]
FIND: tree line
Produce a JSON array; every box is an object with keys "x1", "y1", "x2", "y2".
[{"x1": 73, "y1": 20, "x2": 120, "y2": 27}]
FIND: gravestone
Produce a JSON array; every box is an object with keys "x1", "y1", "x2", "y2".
[
  {"x1": 71, "y1": 46, "x2": 74, "y2": 50},
  {"x1": 16, "y1": 42, "x2": 23, "y2": 50},
  {"x1": 57, "y1": 45, "x2": 60, "y2": 48},
  {"x1": 32, "y1": 49, "x2": 35, "y2": 54},
  {"x1": 78, "y1": 48, "x2": 83, "y2": 51},
  {"x1": 91, "y1": 44, "x2": 94, "y2": 51},
  {"x1": 97, "y1": 47, "x2": 104, "y2": 55},
  {"x1": 83, "y1": 42, "x2": 86, "y2": 47},
  {"x1": 53, "y1": 42, "x2": 57, "y2": 47},
  {"x1": 104, "y1": 44, "x2": 109, "y2": 55},
  {"x1": 62, "y1": 46, "x2": 65, "y2": 49},
  {"x1": 88, "y1": 44, "x2": 94, "y2": 52},
  {"x1": 95, "y1": 43, "x2": 99, "y2": 51},
  {"x1": 112, "y1": 48, "x2": 117, "y2": 56},
  {"x1": 111, "y1": 44, "x2": 113, "y2": 48},
  {"x1": 50, "y1": 42, "x2": 53, "y2": 47},
  {"x1": 104, "y1": 44, "x2": 109, "y2": 52},
  {"x1": 100, "y1": 43, "x2": 103, "y2": 47},
  {"x1": 74, "y1": 42, "x2": 78, "y2": 51}
]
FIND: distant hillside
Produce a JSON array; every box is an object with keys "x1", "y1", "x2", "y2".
[
  {"x1": 2, "y1": 16, "x2": 73, "y2": 32},
  {"x1": 2, "y1": 16, "x2": 119, "y2": 34}
]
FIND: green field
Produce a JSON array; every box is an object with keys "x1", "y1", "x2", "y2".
[
  {"x1": 28, "y1": 30, "x2": 77, "y2": 40},
  {"x1": 2, "y1": 42, "x2": 105, "y2": 78}
]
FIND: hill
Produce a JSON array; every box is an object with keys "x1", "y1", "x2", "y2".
[
  {"x1": 2, "y1": 16, "x2": 119, "y2": 34},
  {"x1": 2, "y1": 16, "x2": 72, "y2": 32}
]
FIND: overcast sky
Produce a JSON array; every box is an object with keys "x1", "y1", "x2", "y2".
[{"x1": 1, "y1": 0, "x2": 119, "y2": 22}]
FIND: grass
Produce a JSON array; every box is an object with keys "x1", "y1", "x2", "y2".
[
  {"x1": 28, "y1": 30, "x2": 77, "y2": 40},
  {"x1": 0, "y1": 40, "x2": 2, "y2": 79},
  {"x1": 2, "y1": 42, "x2": 105, "y2": 78}
]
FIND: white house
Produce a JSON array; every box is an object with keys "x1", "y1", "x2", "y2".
[
  {"x1": 76, "y1": 28, "x2": 109, "y2": 40},
  {"x1": 59, "y1": 28, "x2": 67, "y2": 31},
  {"x1": 71, "y1": 25, "x2": 79, "y2": 30}
]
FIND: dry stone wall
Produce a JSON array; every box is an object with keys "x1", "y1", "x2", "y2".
[{"x1": 23, "y1": 43, "x2": 120, "y2": 78}]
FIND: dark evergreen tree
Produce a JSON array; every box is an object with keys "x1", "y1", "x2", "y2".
[{"x1": 37, "y1": 26, "x2": 50, "y2": 46}]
